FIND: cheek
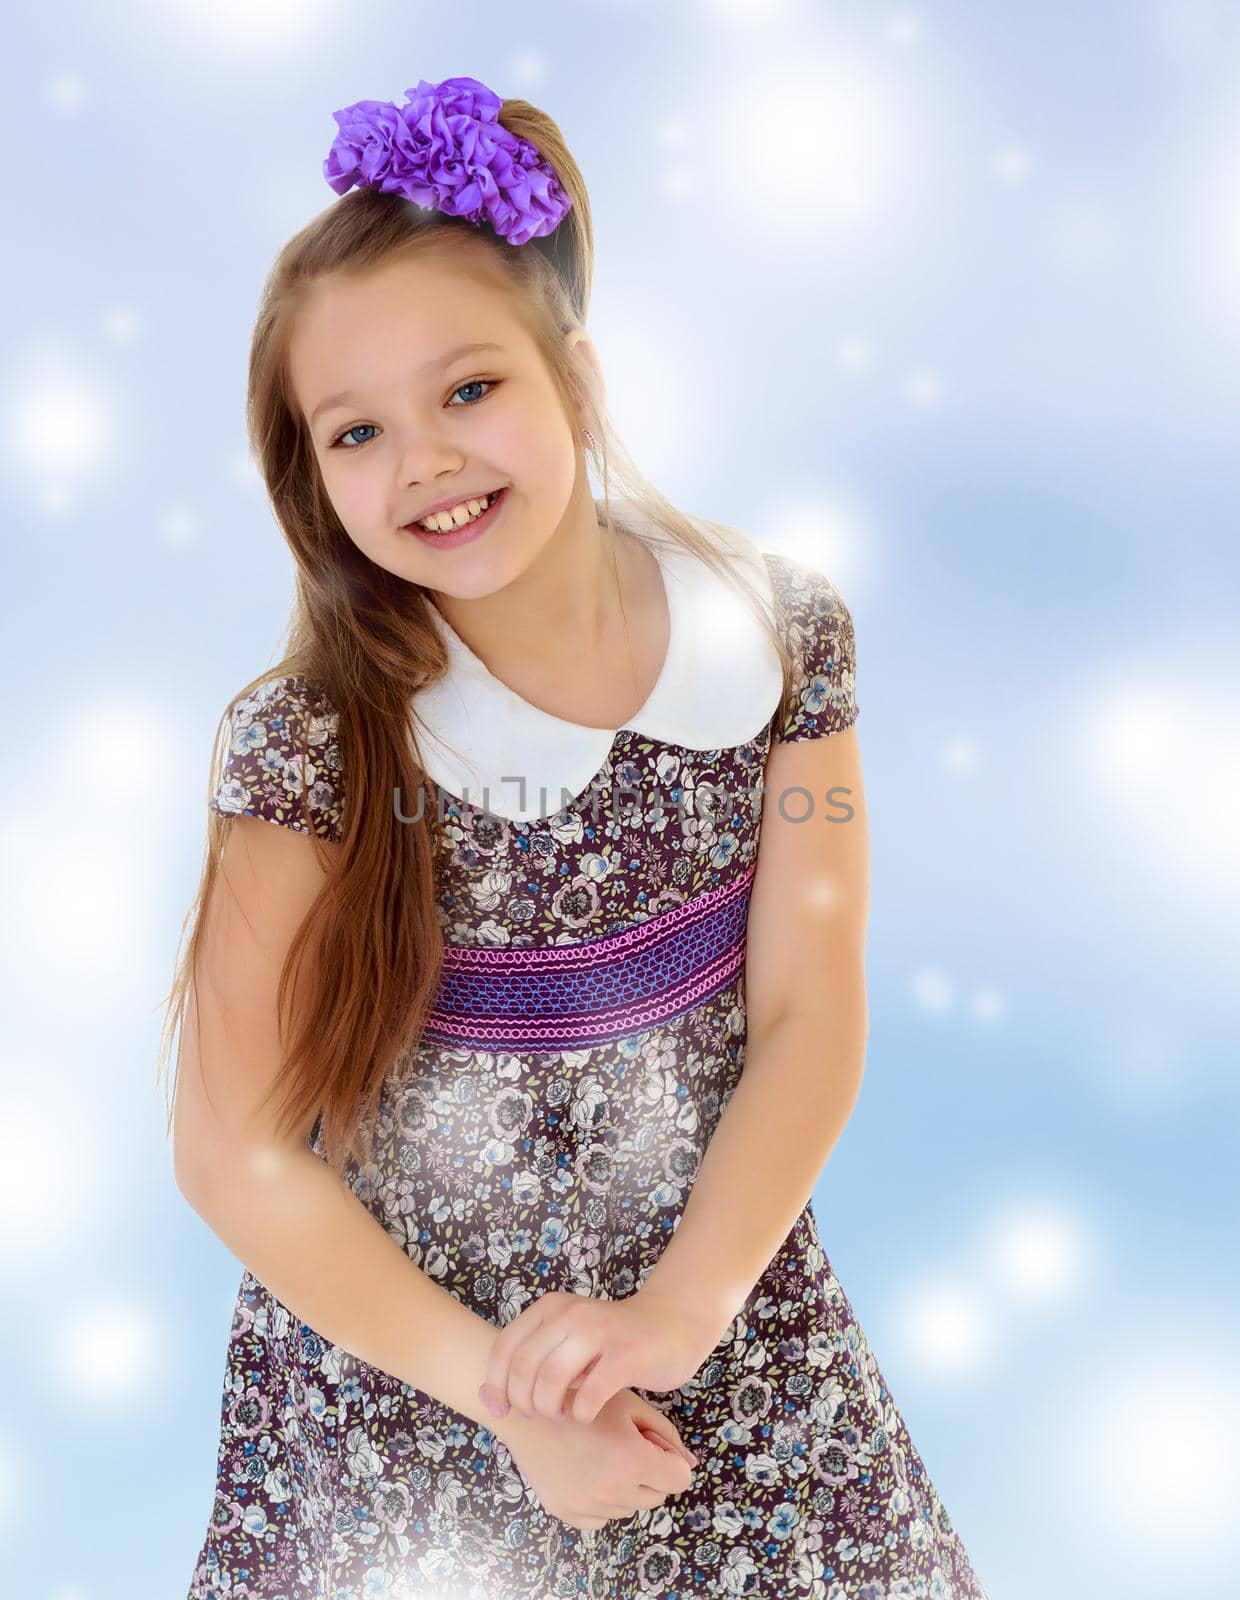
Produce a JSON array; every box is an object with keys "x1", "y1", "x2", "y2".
[
  {"x1": 324, "y1": 468, "x2": 390, "y2": 537},
  {"x1": 489, "y1": 387, "x2": 571, "y2": 459},
  {"x1": 480, "y1": 410, "x2": 537, "y2": 468},
  {"x1": 491, "y1": 410, "x2": 576, "y2": 492}
]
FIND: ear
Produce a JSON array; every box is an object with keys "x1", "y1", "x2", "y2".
[{"x1": 565, "y1": 327, "x2": 606, "y2": 428}]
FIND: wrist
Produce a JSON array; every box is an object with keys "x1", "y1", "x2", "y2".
[
  {"x1": 487, "y1": 1403, "x2": 553, "y2": 1453},
  {"x1": 638, "y1": 1278, "x2": 732, "y2": 1370}
]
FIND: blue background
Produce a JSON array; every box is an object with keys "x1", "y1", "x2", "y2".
[{"x1": 2, "y1": 3, "x2": 1237, "y2": 1597}]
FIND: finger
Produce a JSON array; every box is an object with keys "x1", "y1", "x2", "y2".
[
  {"x1": 567, "y1": 1352, "x2": 623, "y2": 1426},
  {"x1": 508, "y1": 1325, "x2": 574, "y2": 1419},
  {"x1": 480, "y1": 1298, "x2": 558, "y2": 1416},
  {"x1": 640, "y1": 1435, "x2": 697, "y2": 1492},
  {"x1": 485, "y1": 1297, "x2": 576, "y2": 1418},
  {"x1": 644, "y1": 1429, "x2": 698, "y2": 1469},
  {"x1": 635, "y1": 1419, "x2": 698, "y2": 1468},
  {"x1": 478, "y1": 1380, "x2": 510, "y2": 1421},
  {"x1": 530, "y1": 1332, "x2": 600, "y2": 1422}
]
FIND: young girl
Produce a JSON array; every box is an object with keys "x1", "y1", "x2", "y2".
[{"x1": 165, "y1": 75, "x2": 989, "y2": 1600}]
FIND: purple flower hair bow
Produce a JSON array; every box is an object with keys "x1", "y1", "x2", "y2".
[{"x1": 323, "y1": 75, "x2": 573, "y2": 248}]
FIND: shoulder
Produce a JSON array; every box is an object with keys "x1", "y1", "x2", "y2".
[
  {"x1": 208, "y1": 672, "x2": 345, "y2": 843},
  {"x1": 757, "y1": 546, "x2": 859, "y2": 743},
  {"x1": 758, "y1": 545, "x2": 849, "y2": 623}
]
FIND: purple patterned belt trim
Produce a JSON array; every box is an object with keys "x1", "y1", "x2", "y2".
[{"x1": 421, "y1": 863, "x2": 757, "y2": 1052}]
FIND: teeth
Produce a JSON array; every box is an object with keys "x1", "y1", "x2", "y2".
[{"x1": 416, "y1": 492, "x2": 497, "y2": 532}]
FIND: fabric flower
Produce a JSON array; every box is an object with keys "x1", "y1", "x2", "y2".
[{"x1": 323, "y1": 75, "x2": 573, "y2": 247}]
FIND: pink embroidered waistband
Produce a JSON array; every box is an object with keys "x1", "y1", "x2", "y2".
[{"x1": 421, "y1": 862, "x2": 756, "y2": 1053}]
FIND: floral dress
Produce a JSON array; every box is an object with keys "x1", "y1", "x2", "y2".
[{"x1": 188, "y1": 505, "x2": 989, "y2": 1600}]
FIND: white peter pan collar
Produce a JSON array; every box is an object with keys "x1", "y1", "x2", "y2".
[{"x1": 409, "y1": 501, "x2": 784, "y2": 824}]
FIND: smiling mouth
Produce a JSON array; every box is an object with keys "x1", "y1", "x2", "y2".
[
  {"x1": 407, "y1": 488, "x2": 505, "y2": 532},
  {"x1": 403, "y1": 485, "x2": 510, "y2": 547}
]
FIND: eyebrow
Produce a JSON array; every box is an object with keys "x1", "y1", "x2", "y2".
[{"x1": 308, "y1": 341, "x2": 506, "y2": 428}]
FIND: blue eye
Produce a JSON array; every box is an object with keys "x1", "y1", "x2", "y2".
[{"x1": 328, "y1": 378, "x2": 500, "y2": 451}]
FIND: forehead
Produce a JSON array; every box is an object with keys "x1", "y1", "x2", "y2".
[{"x1": 288, "y1": 252, "x2": 521, "y2": 421}]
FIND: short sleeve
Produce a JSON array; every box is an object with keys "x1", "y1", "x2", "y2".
[
  {"x1": 762, "y1": 550, "x2": 859, "y2": 743},
  {"x1": 208, "y1": 674, "x2": 345, "y2": 843}
]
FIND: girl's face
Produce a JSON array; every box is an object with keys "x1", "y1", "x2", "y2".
[{"x1": 288, "y1": 250, "x2": 594, "y2": 600}]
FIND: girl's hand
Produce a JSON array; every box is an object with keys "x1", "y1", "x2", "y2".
[
  {"x1": 497, "y1": 1386, "x2": 698, "y2": 1532},
  {"x1": 478, "y1": 1288, "x2": 715, "y2": 1426}
]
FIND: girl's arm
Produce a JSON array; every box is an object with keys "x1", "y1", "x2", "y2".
[
  {"x1": 174, "y1": 815, "x2": 530, "y2": 1444},
  {"x1": 180, "y1": 1123, "x2": 517, "y2": 1434},
  {"x1": 642, "y1": 723, "x2": 870, "y2": 1349}
]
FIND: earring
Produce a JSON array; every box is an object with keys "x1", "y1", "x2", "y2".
[{"x1": 582, "y1": 427, "x2": 596, "y2": 451}]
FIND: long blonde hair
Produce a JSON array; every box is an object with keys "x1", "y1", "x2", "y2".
[{"x1": 157, "y1": 95, "x2": 798, "y2": 1178}]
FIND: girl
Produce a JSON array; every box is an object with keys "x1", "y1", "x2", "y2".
[{"x1": 164, "y1": 75, "x2": 989, "y2": 1600}]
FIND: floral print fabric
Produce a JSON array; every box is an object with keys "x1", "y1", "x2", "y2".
[{"x1": 190, "y1": 549, "x2": 989, "y2": 1598}]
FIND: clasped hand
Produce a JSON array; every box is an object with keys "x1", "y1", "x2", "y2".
[{"x1": 479, "y1": 1287, "x2": 715, "y2": 1426}]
